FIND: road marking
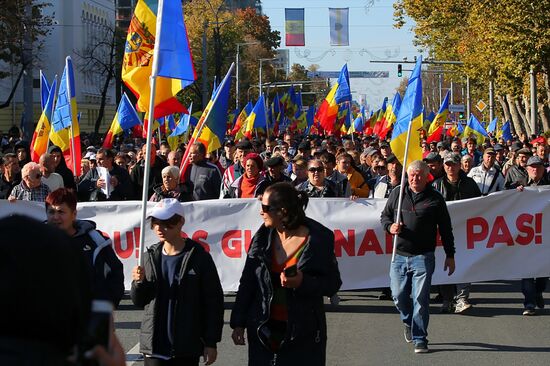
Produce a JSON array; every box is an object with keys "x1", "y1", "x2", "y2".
[{"x1": 126, "y1": 343, "x2": 142, "y2": 366}]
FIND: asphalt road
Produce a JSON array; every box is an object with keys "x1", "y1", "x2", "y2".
[{"x1": 115, "y1": 281, "x2": 550, "y2": 366}]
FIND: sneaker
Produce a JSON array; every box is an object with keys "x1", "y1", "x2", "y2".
[
  {"x1": 455, "y1": 299, "x2": 472, "y2": 313},
  {"x1": 439, "y1": 301, "x2": 454, "y2": 314},
  {"x1": 404, "y1": 325, "x2": 413, "y2": 343},
  {"x1": 522, "y1": 308, "x2": 536, "y2": 316},
  {"x1": 329, "y1": 294, "x2": 340, "y2": 306},
  {"x1": 535, "y1": 293, "x2": 544, "y2": 309},
  {"x1": 414, "y1": 342, "x2": 429, "y2": 354}
]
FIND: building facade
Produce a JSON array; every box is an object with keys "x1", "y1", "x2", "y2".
[{"x1": 0, "y1": 0, "x2": 117, "y2": 135}]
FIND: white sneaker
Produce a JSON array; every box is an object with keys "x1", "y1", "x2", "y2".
[{"x1": 455, "y1": 299, "x2": 472, "y2": 313}]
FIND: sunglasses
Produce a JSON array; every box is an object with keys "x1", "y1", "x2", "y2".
[
  {"x1": 308, "y1": 167, "x2": 324, "y2": 173},
  {"x1": 261, "y1": 204, "x2": 276, "y2": 213}
]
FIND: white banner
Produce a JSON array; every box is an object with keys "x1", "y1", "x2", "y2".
[{"x1": 1, "y1": 187, "x2": 549, "y2": 291}]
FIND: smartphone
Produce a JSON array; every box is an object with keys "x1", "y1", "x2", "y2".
[
  {"x1": 81, "y1": 300, "x2": 113, "y2": 365},
  {"x1": 284, "y1": 264, "x2": 297, "y2": 277}
]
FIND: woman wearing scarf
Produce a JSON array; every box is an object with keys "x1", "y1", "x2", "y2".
[{"x1": 226, "y1": 153, "x2": 268, "y2": 198}]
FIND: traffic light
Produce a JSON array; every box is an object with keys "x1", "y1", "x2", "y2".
[
  {"x1": 397, "y1": 64, "x2": 402, "y2": 77},
  {"x1": 459, "y1": 111, "x2": 465, "y2": 119}
]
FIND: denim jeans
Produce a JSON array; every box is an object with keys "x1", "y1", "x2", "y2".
[
  {"x1": 521, "y1": 277, "x2": 548, "y2": 309},
  {"x1": 390, "y1": 252, "x2": 435, "y2": 345}
]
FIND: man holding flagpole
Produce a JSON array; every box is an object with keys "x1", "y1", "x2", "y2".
[{"x1": 381, "y1": 160, "x2": 456, "y2": 353}]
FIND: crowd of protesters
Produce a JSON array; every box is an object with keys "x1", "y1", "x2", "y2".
[{"x1": 1, "y1": 124, "x2": 550, "y2": 361}]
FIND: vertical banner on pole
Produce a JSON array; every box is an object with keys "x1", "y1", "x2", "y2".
[
  {"x1": 285, "y1": 8, "x2": 305, "y2": 46},
  {"x1": 329, "y1": 8, "x2": 349, "y2": 46}
]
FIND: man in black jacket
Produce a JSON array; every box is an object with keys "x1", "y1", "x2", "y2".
[
  {"x1": 131, "y1": 199, "x2": 224, "y2": 365},
  {"x1": 433, "y1": 152, "x2": 481, "y2": 314},
  {"x1": 381, "y1": 160, "x2": 455, "y2": 354}
]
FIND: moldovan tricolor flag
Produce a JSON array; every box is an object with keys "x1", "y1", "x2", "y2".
[
  {"x1": 285, "y1": 8, "x2": 305, "y2": 46},
  {"x1": 30, "y1": 77, "x2": 57, "y2": 163},
  {"x1": 103, "y1": 93, "x2": 142, "y2": 148},
  {"x1": 379, "y1": 92, "x2": 402, "y2": 139},
  {"x1": 426, "y1": 90, "x2": 450, "y2": 143},
  {"x1": 329, "y1": 8, "x2": 349, "y2": 46},
  {"x1": 50, "y1": 56, "x2": 81, "y2": 176},
  {"x1": 315, "y1": 64, "x2": 351, "y2": 134},
  {"x1": 390, "y1": 56, "x2": 423, "y2": 168},
  {"x1": 122, "y1": 0, "x2": 195, "y2": 120}
]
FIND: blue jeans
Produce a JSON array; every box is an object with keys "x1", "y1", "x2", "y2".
[
  {"x1": 521, "y1": 277, "x2": 548, "y2": 309},
  {"x1": 390, "y1": 252, "x2": 435, "y2": 345}
]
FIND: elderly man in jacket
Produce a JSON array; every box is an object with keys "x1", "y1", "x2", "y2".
[
  {"x1": 381, "y1": 160, "x2": 456, "y2": 354},
  {"x1": 468, "y1": 148, "x2": 505, "y2": 195}
]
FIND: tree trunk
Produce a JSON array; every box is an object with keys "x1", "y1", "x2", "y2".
[
  {"x1": 498, "y1": 94, "x2": 511, "y2": 123},
  {"x1": 542, "y1": 63, "x2": 550, "y2": 109},
  {"x1": 0, "y1": 66, "x2": 25, "y2": 109},
  {"x1": 94, "y1": 29, "x2": 117, "y2": 134},
  {"x1": 539, "y1": 104, "x2": 550, "y2": 133},
  {"x1": 506, "y1": 94, "x2": 525, "y2": 136},
  {"x1": 515, "y1": 96, "x2": 531, "y2": 136}
]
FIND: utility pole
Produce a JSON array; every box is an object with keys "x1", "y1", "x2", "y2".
[
  {"x1": 466, "y1": 76, "x2": 471, "y2": 121},
  {"x1": 258, "y1": 58, "x2": 276, "y2": 99},
  {"x1": 22, "y1": 1, "x2": 33, "y2": 141},
  {"x1": 235, "y1": 42, "x2": 259, "y2": 110},
  {"x1": 530, "y1": 65, "x2": 537, "y2": 135},
  {"x1": 201, "y1": 20, "x2": 208, "y2": 109},
  {"x1": 489, "y1": 68, "x2": 495, "y2": 123}
]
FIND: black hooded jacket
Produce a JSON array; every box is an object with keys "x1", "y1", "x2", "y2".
[{"x1": 48, "y1": 145, "x2": 76, "y2": 190}]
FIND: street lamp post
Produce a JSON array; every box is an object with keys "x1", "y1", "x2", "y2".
[
  {"x1": 236, "y1": 42, "x2": 259, "y2": 110},
  {"x1": 259, "y1": 58, "x2": 276, "y2": 99}
]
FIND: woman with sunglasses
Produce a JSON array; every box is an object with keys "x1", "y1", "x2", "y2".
[
  {"x1": 131, "y1": 199, "x2": 224, "y2": 366},
  {"x1": 230, "y1": 182, "x2": 342, "y2": 366},
  {"x1": 296, "y1": 159, "x2": 336, "y2": 198},
  {"x1": 8, "y1": 161, "x2": 50, "y2": 202}
]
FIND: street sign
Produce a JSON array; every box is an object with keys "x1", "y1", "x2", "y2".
[
  {"x1": 306, "y1": 71, "x2": 389, "y2": 78},
  {"x1": 449, "y1": 104, "x2": 465, "y2": 113},
  {"x1": 476, "y1": 100, "x2": 487, "y2": 112}
]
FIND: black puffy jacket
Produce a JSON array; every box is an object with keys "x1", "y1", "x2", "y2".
[
  {"x1": 230, "y1": 217, "x2": 342, "y2": 364},
  {"x1": 72, "y1": 220, "x2": 125, "y2": 307},
  {"x1": 130, "y1": 240, "x2": 224, "y2": 358}
]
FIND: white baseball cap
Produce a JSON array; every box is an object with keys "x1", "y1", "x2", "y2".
[{"x1": 147, "y1": 198, "x2": 185, "y2": 220}]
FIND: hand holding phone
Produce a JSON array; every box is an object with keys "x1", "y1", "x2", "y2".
[{"x1": 284, "y1": 264, "x2": 297, "y2": 277}]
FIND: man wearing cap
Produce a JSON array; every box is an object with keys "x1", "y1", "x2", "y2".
[
  {"x1": 504, "y1": 147, "x2": 532, "y2": 189},
  {"x1": 423, "y1": 152, "x2": 444, "y2": 182},
  {"x1": 492, "y1": 144, "x2": 506, "y2": 171},
  {"x1": 468, "y1": 148, "x2": 505, "y2": 195},
  {"x1": 297, "y1": 140, "x2": 312, "y2": 160},
  {"x1": 514, "y1": 156, "x2": 550, "y2": 315},
  {"x1": 373, "y1": 154, "x2": 402, "y2": 199},
  {"x1": 321, "y1": 151, "x2": 351, "y2": 198},
  {"x1": 461, "y1": 138, "x2": 483, "y2": 166},
  {"x1": 220, "y1": 140, "x2": 252, "y2": 198},
  {"x1": 264, "y1": 156, "x2": 291, "y2": 187},
  {"x1": 379, "y1": 141, "x2": 391, "y2": 159},
  {"x1": 131, "y1": 198, "x2": 224, "y2": 364},
  {"x1": 433, "y1": 152, "x2": 481, "y2": 313}
]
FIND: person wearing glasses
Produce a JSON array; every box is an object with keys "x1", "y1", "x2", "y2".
[
  {"x1": 131, "y1": 198, "x2": 224, "y2": 365},
  {"x1": 231, "y1": 182, "x2": 341, "y2": 366},
  {"x1": 8, "y1": 161, "x2": 50, "y2": 202},
  {"x1": 296, "y1": 159, "x2": 336, "y2": 198}
]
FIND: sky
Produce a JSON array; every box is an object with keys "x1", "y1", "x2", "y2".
[{"x1": 261, "y1": 0, "x2": 422, "y2": 110}]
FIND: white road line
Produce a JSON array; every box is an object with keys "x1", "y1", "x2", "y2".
[{"x1": 126, "y1": 343, "x2": 142, "y2": 366}]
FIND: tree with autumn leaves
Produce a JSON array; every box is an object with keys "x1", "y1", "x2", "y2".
[
  {"x1": 394, "y1": 0, "x2": 550, "y2": 136},
  {"x1": 182, "y1": 0, "x2": 280, "y2": 109}
]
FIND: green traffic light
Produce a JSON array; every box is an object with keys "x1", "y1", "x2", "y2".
[{"x1": 397, "y1": 64, "x2": 402, "y2": 77}]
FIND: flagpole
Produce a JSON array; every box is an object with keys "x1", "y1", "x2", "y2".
[
  {"x1": 391, "y1": 114, "x2": 416, "y2": 263},
  {"x1": 137, "y1": 0, "x2": 167, "y2": 267},
  {"x1": 263, "y1": 94, "x2": 270, "y2": 139},
  {"x1": 179, "y1": 63, "x2": 235, "y2": 179}
]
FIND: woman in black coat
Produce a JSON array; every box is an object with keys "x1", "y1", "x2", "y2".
[{"x1": 230, "y1": 182, "x2": 342, "y2": 366}]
